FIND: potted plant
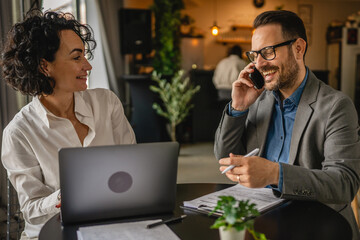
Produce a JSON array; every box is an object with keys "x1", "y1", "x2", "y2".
[
  {"x1": 209, "y1": 196, "x2": 267, "y2": 240},
  {"x1": 150, "y1": 70, "x2": 200, "y2": 142},
  {"x1": 180, "y1": 14, "x2": 195, "y2": 36}
]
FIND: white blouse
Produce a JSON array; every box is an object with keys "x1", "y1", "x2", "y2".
[{"x1": 1, "y1": 88, "x2": 136, "y2": 239}]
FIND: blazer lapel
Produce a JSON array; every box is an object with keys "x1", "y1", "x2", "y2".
[
  {"x1": 288, "y1": 71, "x2": 319, "y2": 165},
  {"x1": 257, "y1": 91, "x2": 275, "y2": 156}
]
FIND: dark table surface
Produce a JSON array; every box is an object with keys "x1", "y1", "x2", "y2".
[{"x1": 39, "y1": 183, "x2": 352, "y2": 240}]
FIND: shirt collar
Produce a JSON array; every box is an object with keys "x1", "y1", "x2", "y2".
[
  {"x1": 272, "y1": 67, "x2": 309, "y2": 106},
  {"x1": 74, "y1": 91, "x2": 93, "y2": 118},
  {"x1": 33, "y1": 91, "x2": 93, "y2": 127},
  {"x1": 33, "y1": 96, "x2": 54, "y2": 127}
]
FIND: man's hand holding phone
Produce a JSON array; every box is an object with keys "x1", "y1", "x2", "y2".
[{"x1": 231, "y1": 63, "x2": 265, "y2": 111}]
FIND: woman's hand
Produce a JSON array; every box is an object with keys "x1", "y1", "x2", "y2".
[{"x1": 55, "y1": 192, "x2": 61, "y2": 208}]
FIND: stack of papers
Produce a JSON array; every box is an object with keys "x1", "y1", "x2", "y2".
[
  {"x1": 183, "y1": 184, "x2": 285, "y2": 216},
  {"x1": 77, "y1": 219, "x2": 180, "y2": 240}
]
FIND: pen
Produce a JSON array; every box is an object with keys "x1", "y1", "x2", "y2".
[
  {"x1": 146, "y1": 215, "x2": 187, "y2": 229},
  {"x1": 221, "y1": 148, "x2": 260, "y2": 174}
]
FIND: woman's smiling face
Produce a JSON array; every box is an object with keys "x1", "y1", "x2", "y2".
[{"x1": 46, "y1": 29, "x2": 92, "y2": 95}]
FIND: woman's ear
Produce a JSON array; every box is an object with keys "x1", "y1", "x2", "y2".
[{"x1": 39, "y1": 58, "x2": 50, "y2": 77}]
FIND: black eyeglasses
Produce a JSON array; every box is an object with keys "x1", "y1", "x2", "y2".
[{"x1": 246, "y1": 39, "x2": 297, "y2": 63}]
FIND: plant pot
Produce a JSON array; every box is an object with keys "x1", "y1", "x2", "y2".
[
  {"x1": 219, "y1": 226, "x2": 245, "y2": 240},
  {"x1": 181, "y1": 25, "x2": 191, "y2": 35}
]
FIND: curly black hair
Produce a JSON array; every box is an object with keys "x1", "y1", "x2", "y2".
[{"x1": 0, "y1": 9, "x2": 96, "y2": 96}]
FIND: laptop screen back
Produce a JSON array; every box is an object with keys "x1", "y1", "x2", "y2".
[{"x1": 59, "y1": 142, "x2": 179, "y2": 225}]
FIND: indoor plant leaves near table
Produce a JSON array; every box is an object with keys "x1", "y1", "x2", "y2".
[{"x1": 209, "y1": 196, "x2": 267, "y2": 240}]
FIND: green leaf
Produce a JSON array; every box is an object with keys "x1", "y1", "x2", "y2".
[{"x1": 149, "y1": 69, "x2": 200, "y2": 141}]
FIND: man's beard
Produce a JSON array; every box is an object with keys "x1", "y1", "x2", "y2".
[{"x1": 262, "y1": 49, "x2": 300, "y2": 92}]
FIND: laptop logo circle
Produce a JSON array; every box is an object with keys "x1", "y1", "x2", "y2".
[{"x1": 108, "y1": 171, "x2": 133, "y2": 193}]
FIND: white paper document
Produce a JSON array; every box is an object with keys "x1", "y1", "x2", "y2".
[
  {"x1": 77, "y1": 219, "x2": 180, "y2": 240},
  {"x1": 183, "y1": 184, "x2": 285, "y2": 216}
]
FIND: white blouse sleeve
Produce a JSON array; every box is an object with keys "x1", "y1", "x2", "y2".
[
  {"x1": 1, "y1": 126, "x2": 60, "y2": 225},
  {"x1": 108, "y1": 91, "x2": 136, "y2": 144}
]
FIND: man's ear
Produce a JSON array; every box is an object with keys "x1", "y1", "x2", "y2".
[
  {"x1": 293, "y1": 38, "x2": 306, "y2": 60},
  {"x1": 39, "y1": 58, "x2": 50, "y2": 77}
]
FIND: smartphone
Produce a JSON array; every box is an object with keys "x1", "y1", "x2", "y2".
[{"x1": 249, "y1": 67, "x2": 265, "y2": 89}]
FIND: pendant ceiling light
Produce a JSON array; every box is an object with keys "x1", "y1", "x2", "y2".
[
  {"x1": 211, "y1": 22, "x2": 219, "y2": 36},
  {"x1": 210, "y1": 0, "x2": 220, "y2": 36}
]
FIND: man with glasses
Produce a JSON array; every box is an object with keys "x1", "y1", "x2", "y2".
[{"x1": 214, "y1": 10, "x2": 360, "y2": 239}]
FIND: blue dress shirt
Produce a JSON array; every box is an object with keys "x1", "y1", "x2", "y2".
[{"x1": 228, "y1": 68, "x2": 309, "y2": 191}]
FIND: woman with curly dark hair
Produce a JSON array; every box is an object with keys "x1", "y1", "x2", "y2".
[{"x1": 1, "y1": 9, "x2": 136, "y2": 239}]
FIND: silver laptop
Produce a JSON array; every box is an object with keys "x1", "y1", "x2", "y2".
[{"x1": 59, "y1": 142, "x2": 179, "y2": 225}]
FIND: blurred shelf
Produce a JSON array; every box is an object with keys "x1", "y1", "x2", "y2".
[
  {"x1": 216, "y1": 39, "x2": 251, "y2": 44},
  {"x1": 216, "y1": 25, "x2": 253, "y2": 44},
  {"x1": 231, "y1": 25, "x2": 253, "y2": 30}
]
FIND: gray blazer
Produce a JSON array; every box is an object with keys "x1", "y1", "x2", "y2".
[{"x1": 214, "y1": 71, "x2": 360, "y2": 239}]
